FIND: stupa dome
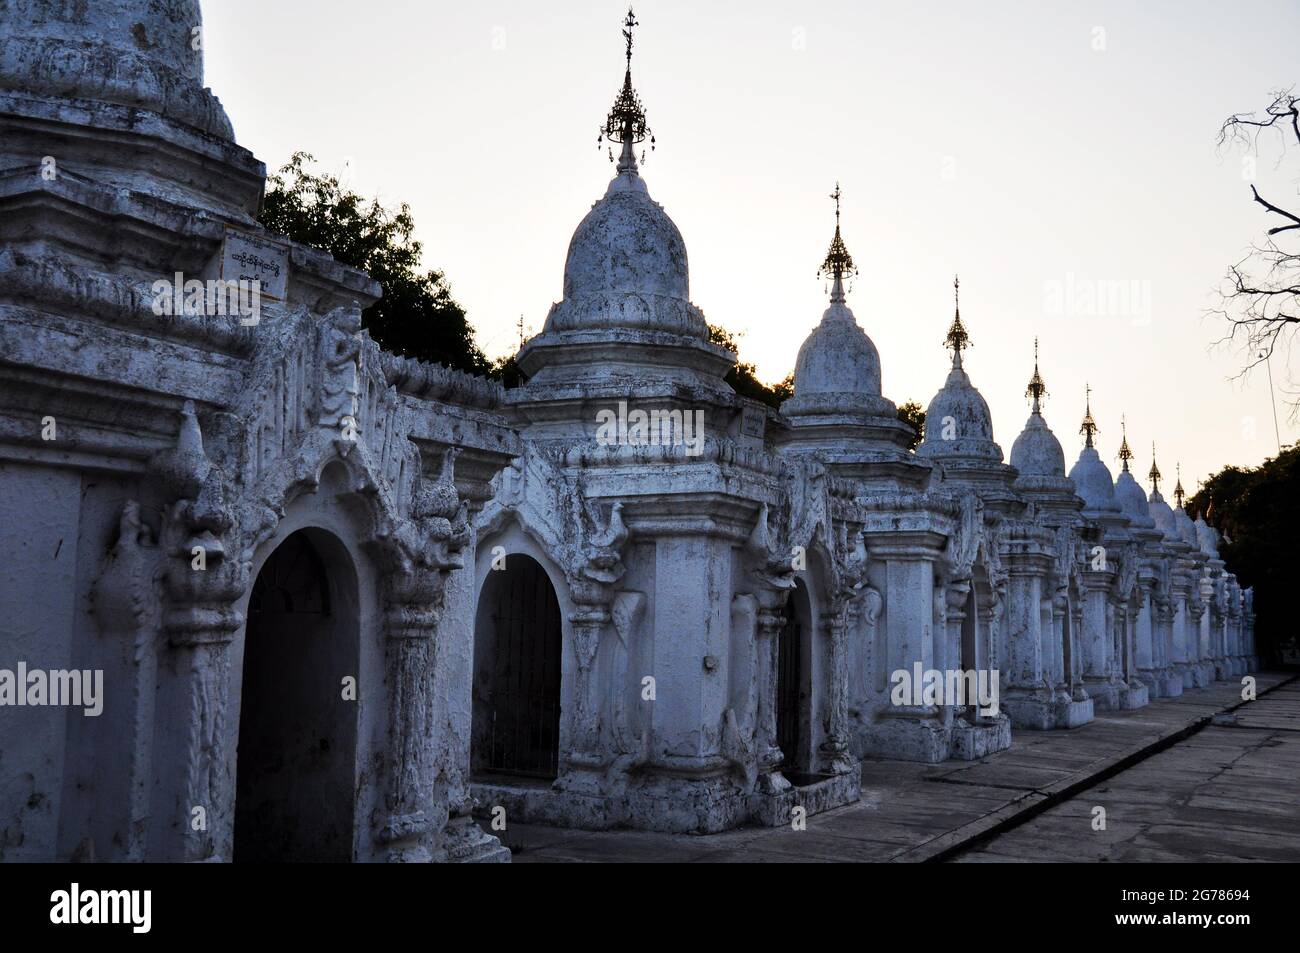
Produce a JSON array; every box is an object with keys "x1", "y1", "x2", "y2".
[
  {"x1": 787, "y1": 188, "x2": 894, "y2": 417},
  {"x1": 1175, "y1": 505, "x2": 1199, "y2": 548},
  {"x1": 1069, "y1": 446, "x2": 1120, "y2": 516},
  {"x1": 1148, "y1": 489, "x2": 1178, "y2": 542},
  {"x1": 1115, "y1": 470, "x2": 1155, "y2": 528},
  {"x1": 1195, "y1": 516, "x2": 1220, "y2": 557},
  {"x1": 540, "y1": 38, "x2": 706, "y2": 342},
  {"x1": 793, "y1": 298, "x2": 882, "y2": 399},
  {"x1": 1111, "y1": 425, "x2": 1154, "y2": 528},
  {"x1": 916, "y1": 279, "x2": 1002, "y2": 463},
  {"x1": 543, "y1": 171, "x2": 708, "y2": 339},
  {"x1": 1011, "y1": 414, "x2": 1065, "y2": 476},
  {"x1": 0, "y1": 0, "x2": 234, "y2": 138}
]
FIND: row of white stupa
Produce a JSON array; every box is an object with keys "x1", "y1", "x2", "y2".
[{"x1": 783, "y1": 214, "x2": 1253, "y2": 715}]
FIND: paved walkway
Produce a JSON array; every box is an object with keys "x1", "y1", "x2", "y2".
[
  {"x1": 954, "y1": 677, "x2": 1300, "y2": 862},
  {"x1": 492, "y1": 673, "x2": 1296, "y2": 863}
]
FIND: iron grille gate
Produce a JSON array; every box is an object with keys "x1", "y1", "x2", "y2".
[
  {"x1": 483, "y1": 559, "x2": 562, "y2": 779},
  {"x1": 776, "y1": 604, "x2": 802, "y2": 770}
]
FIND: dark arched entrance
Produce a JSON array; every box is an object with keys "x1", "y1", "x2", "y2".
[
  {"x1": 777, "y1": 578, "x2": 812, "y2": 778},
  {"x1": 472, "y1": 554, "x2": 562, "y2": 780},
  {"x1": 234, "y1": 529, "x2": 359, "y2": 862}
]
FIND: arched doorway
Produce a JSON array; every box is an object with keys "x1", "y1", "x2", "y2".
[
  {"x1": 234, "y1": 529, "x2": 359, "y2": 862},
  {"x1": 472, "y1": 554, "x2": 562, "y2": 780},
  {"x1": 777, "y1": 579, "x2": 812, "y2": 779}
]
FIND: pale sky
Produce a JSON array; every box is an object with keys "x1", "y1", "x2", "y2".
[{"x1": 204, "y1": 0, "x2": 1300, "y2": 493}]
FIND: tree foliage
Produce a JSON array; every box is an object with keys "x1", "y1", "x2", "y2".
[
  {"x1": 897, "y1": 400, "x2": 926, "y2": 452},
  {"x1": 258, "y1": 152, "x2": 490, "y2": 375},
  {"x1": 707, "y1": 324, "x2": 794, "y2": 409},
  {"x1": 1187, "y1": 444, "x2": 1299, "y2": 666}
]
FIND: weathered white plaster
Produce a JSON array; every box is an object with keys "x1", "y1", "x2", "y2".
[{"x1": 0, "y1": 0, "x2": 1256, "y2": 858}]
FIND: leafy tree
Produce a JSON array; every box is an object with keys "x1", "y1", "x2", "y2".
[
  {"x1": 259, "y1": 152, "x2": 490, "y2": 374},
  {"x1": 1187, "y1": 444, "x2": 1299, "y2": 666},
  {"x1": 897, "y1": 400, "x2": 926, "y2": 451},
  {"x1": 490, "y1": 353, "x2": 525, "y2": 389},
  {"x1": 708, "y1": 323, "x2": 793, "y2": 409}
]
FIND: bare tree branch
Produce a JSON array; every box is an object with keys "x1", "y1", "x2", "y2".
[
  {"x1": 1213, "y1": 88, "x2": 1300, "y2": 409},
  {"x1": 1251, "y1": 184, "x2": 1300, "y2": 234}
]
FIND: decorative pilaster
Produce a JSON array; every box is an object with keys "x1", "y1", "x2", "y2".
[
  {"x1": 377, "y1": 452, "x2": 477, "y2": 862},
  {"x1": 754, "y1": 596, "x2": 790, "y2": 793},
  {"x1": 817, "y1": 607, "x2": 855, "y2": 776},
  {"x1": 1049, "y1": 591, "x2": 1069, "y2": 698},
  {"x1": 150, "y1": 401, "x2": 245, "y2": 862},
  {"x1": 376, "y1": 568, "x2": 444, "y2": 862},
  {"x1": 90, "y1": 502, "x2": 162, "y2": 861},
  {"x1": 566, "y1": 599, "x2": 613, "y2": 766}
]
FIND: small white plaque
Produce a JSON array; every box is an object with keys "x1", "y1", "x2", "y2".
[{"x1": 220, "y1": 228, "x2": 290, "y2": 301}]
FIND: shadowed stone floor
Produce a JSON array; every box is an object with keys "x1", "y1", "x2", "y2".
[
  {"x1": 954, "y1": 677, "x2": 1300, "y2": 862},
  {"x1": 484, "y1": 673, "x2": 1297, "y2": 863}
]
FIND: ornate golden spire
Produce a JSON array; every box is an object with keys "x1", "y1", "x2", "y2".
[
  {"x1": 597, "y1": 7, "x2": 654, "y2": 172},
  {"x1": 1026, "y1": 337, "x2": 1047, "y2": 413},
  {"x1": 1117, "y1": 415, "x2": 1134, "y2": 472},
  {"x1": 945, "y1": 275, "x2": 971, "y2": 368},
  {"x1": 817, "y1": 182, "x2": 857, "y2": 302},
  {"x1": 1079, "y1": 383, "x2": 1098, "y2": 448},
  {"x1": 1174, "y1": 463, "x2": 1186, "y2": 508},
  {"x1": 1148, "y1": 442, "x2": 1162, "y2": 493}
]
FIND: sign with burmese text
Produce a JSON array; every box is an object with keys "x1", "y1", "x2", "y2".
[{"x1": 220, "y1": 228, "x2": 289, "y2": 301}]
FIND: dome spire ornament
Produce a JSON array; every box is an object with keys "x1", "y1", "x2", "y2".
[
  {"x1": 1079, "y1": 383, "x2": 1098, "y2": 448},
  {"x1": 817, "y1": 182, "x2": 857, "y2": 303},
  {"x1": 597, "y1": 7, "x2": 655, "y2": 174},
  {"x1": 1148, "y1": 443, "x2": 1163, "y2": 493},
  {"x1": 1174, "y1": 464, "x2": 1186, "y2": 508},
  {"x1": 1117, "y1": 415, "x2": 1134, "y2": 472},
  {"x1": 1026, "y1": 337, "x2": 1048, "y2": 414},
  {"x1": 945, "y1": 275, "x2": 971, "y2": 369}
]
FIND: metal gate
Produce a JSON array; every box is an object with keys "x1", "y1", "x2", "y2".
[
  {"x1": 482, "y1": 557, "x2": 562, "y2": 779},
  {"x1": 776, "y1": 599, "x2": 802, "y2": 770}
]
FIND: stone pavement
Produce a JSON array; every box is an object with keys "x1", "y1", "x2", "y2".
[
  {"x1": 955, "y1": 676, "x2": 1300, "y2": 862},
  {"x1": 489, "y1": 673, "x2": 1296, "y2": 862}
]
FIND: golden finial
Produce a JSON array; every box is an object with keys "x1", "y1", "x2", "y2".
[
  {"x1": 945, "y1": 274, "x2": 971, "y2": 367},
  {"x1": 1026, "y1": 337, "x2": 1047, "y2": 412},
  {"x1": 598, "y1": 6, "x2": 654, "y2": 170},
  {"x1": 1117, "y1": 415, "x2": 1134, "y2": 472},
  {"x1": 1174, "y1": 463, "x2": 1186, "y2": 508},
  {"x1": 1079, "y1": 383, "x2": 1098, "y2": 448},
  {"x1": 817, "y1": 182, "x2": 857, "y2": 300},
  {"x1": 1148, "y1": 442, "x2": 1162, "y2": 492}
]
